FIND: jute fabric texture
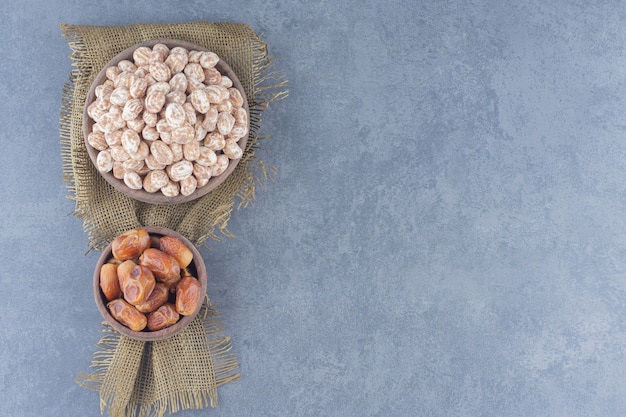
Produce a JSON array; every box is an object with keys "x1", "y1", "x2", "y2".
[
  {"x1": 60, "y1": 21, "x2": 287, "y2": 417},
  {"x1": 78, "y1": 303, "x2": 241, "y2": 416}
]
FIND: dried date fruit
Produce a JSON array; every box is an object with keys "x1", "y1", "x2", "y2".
[
  {"x1": 134, "y1": 283, "x2": 169, "y2": 313},
  {"x1": 122, "y1": 264, "x2": 156, "y2": 305},
  {"x1": 147, "y1": 302, "x2": 180, "y2": 331},
  {"x1": 176, "y1": 275, "x2": 202, "y2": 316},
  {"x1": 111, "y1": 228, "x2": 151, "y2": 260},
  {"x1": 107, "y1": 298, "x2": 147, "y2": 331},
  {"x1": 116, "y1": 259, "x2": 137, "y2": 290},
  {"x1": 139, "y1": 248, "x2": 181, "y2": 289},
  {"x1": 159, "y1": 235, "x2": 194, "y2": 268},
  {"x1": 100, "y1": 263, "x2": 121, "y2": 301},
  {"x1": 106, "y1": 257, "x2": 123, "y2": 266}
]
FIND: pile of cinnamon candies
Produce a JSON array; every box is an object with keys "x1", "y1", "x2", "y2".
[
  {"x1": 86, "y1": 44, "x2": 249, "y2": 197},
  {"x1": 99, "y1": 228, "x2": 202, "y2": 332}
]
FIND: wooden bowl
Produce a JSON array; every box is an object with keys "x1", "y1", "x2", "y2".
[
  {"x1": 93, "y1": 226, "x2": 207, "y2": 341},
  {"x1": 83, "y1": 39, "x2": 250, "y2": 205}
]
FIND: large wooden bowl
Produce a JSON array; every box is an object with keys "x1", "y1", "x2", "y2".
[
  {"x1": 83, "y1": 39, "x2": 250, "y2": 205},
  {"x1": 93, "y1": 226, "x2": 208, "y2": 341}
]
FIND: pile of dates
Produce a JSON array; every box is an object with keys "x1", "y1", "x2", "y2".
[{"x1": 99, "y1": 228, "x2": 202, "y2": 332}]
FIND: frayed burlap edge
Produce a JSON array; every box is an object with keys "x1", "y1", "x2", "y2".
[
  {"x1": 59, "y1": 22, "x2": 288, "y2": 251},
  {"x1": 76, "y1": 302, "x2": 241, "y2": 417}
]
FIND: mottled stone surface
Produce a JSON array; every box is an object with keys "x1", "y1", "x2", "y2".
[{"x1": 2, "y1": 1, "x2": 626, "y2": 416}]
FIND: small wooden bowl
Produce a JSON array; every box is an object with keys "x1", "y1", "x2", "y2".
[
  {"x1": 83, "y1": 39, "x2": 250, "y2": 205},
  {"x1": 93, "y1": 226, "x2": 207, "y2": 341}
]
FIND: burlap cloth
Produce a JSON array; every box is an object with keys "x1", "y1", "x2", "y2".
[{"x1": 59, "y1": 22, "x2": 287, "y2": 416}]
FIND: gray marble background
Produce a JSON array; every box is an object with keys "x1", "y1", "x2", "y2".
[{"x1": 2, "y1": 0, "x2": 626, "y2": 416}]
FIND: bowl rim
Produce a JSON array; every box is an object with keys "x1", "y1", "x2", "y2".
[
  {"x1": 93, "y1": 226, "x2": 208, "y2": 341},
  {"x1": 83, "y1": 38, "x2": 250, "y2": 205}
]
